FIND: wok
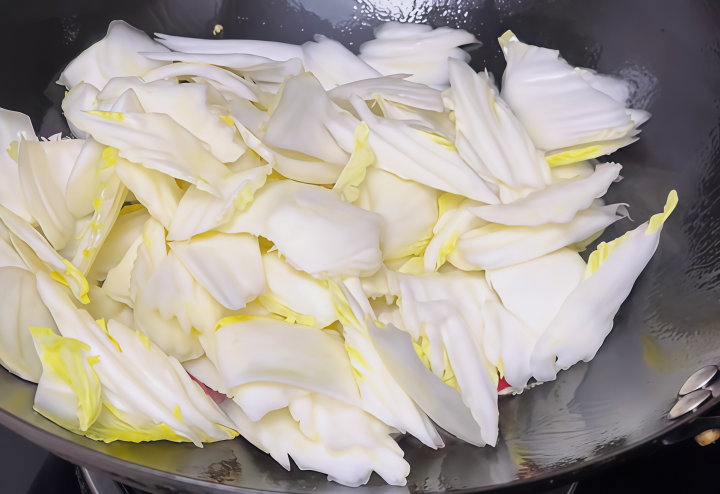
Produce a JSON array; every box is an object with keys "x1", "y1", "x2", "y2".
[{"x1": 0, "y1": 0, "x2": 719, "y2": 492}]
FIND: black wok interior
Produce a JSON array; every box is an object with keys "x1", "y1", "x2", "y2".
[{"x1": 0, "y1": 0, "x2": 719, "y2": 492}]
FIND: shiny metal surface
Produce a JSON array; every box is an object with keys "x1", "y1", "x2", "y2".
[
  {"x1": 668, "y1": 390, "x2": 713, "y2": 420},
  {"x1": 81, "y1": 467, "x2": 128, "y2": 494},
  {"x1": 0, "y1": 0, "x2": 719, "y2": 492},
  {"x1": 679, "y1": 365, "x2": 719, "y2": 396}
]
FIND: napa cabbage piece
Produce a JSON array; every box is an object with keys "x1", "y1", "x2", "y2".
[
  {"x1": 220, "y1": 393, "x2": 410, "y2": 487},
  {"x1": 359, "y1": 22, "x2": 478, "y2": 89},
  {"x1": 62, "y1": 83, "x2": 100, "y2": 139},
  {"x1": 169, "y1": 232, "x2": 265, "y2": 310},
  {"x1": 262, "y1": 73, "x2": 356, "y2": 184},
  {"x1": 448, "y1": 203, "x2": 629, "y2": 271},
  {"x1": 182, "y1": 355, "x2": 228, "y2": 395},
  {"x1": 218, "y1": 180, "x2": 383, "y2": 280},
  {"x1": 262, "y1": 252, "x2": 337, "y2": 329},
  {"x1": 215, "y1": 316, "x2": 361, "y2": 408},
  {"x1": 350, "y1": 96, "x2": 499, "y2": 204},
  {"x1": 469, "y1": 163, "x2": 623, "y2": 226},
  {"x1": 328, "y1": 278, "x2": 444, "y2": 449},
  {"x1": 530, "y1": 192, "x2": 677, "y2": 381},
  {"x1": 0, "y1": 205, "x2": 90, "y2": 304},
  {"x1": 140, "y1": 51, "x2": 304, "y2": 92},
  {"x1": 447, "y1": 59, "x2": 551, "y2": 203},
  {"x1": 88, "y1": 205, "x2": 149, "y2": 282},
  {"x1": 65, "y1": 138, "x2": 107, "y2": 219},
  {"x1": 355, "y1": 167, "x2": 439, "y2": 261},
  {"x1": 96, "y1": 77, "x2": 246, "y2": 163},
  {"x1": 58, "y1": 21, "x2": 170, "y2": 90},
  {"x1": 35, "y1": 271, "x2": 238, "y2": 446},
  {"x1": 127, "y1": 217, "x2": 167, "y2": 305},
  {"x1": 0, "y1": 267, "x2": 58, "y2": 382},
  {"x1": 367, "y1": 321, "x2": 485, "y2": 446},
  {"x1": 328, "y1": 75, "x2": 445, "y2": 114},
  {"x1": 395, "y1": 268, "x2": 500, "y2": 445},
  {"x1": 550, "y1": 160, "x2": 596, "y2": 182},
  {"x1": 300, "y1": 35, "x2": 382, "y2": 90},
  {"x1": 0, "y1": 108, "x2": 38, "y2": 223},
  {"x1": 499, "y1": 31, "x2": 649, "y2": 157},
  {"x1": 17, "y1": 137, "x2": 83, "y2": 250},
  {"x1": 155, "y1": 32, "x2": 304, "y2": 60}
]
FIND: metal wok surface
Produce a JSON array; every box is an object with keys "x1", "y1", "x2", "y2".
[{"x1": 1, "y1": 0, "x2": 720, "y2": 492}]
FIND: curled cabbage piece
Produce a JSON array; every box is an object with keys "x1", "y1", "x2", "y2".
[
  {"x1": 359, "y1": 22, "x2": 478, "y2": 89},
  {"x1": 36, "y1": 271, "x2": 238, "y2": 446},
  {"x1": 500, "y1": 31, "x2": 648, "y2": 158},
  {"x1": 530, "y1": 192, "x2": 677, "y2": 381},
  {"x1": 58, "y1": 21, "x2": 170, "y2": 90},
  {"x1": 219, "y1": 180, "x2": 383, "y2": 280}
]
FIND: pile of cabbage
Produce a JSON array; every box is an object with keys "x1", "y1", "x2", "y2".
[{"x1": 0, "y1": 20, "x2": 676, "y2": 487}]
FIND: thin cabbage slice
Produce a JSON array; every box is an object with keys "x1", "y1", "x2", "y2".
[
  {"x1": 0, "y1": 267, "x2": 58, "y2": 382},
  {"x1": 97, "y1": 77, "x2": 245, "y2": 163},
  {"x1": 102, "y1": 233, "x2": 142, "y2": 308},
  {"x1": 128, "y1": 217, "x2": 167, "y2": 305},
  {"x1": 169, "y1": 232, "x2": 265, "y2": 310},
  {"x1": 65, "y1": 138, "x2": 107, "y2": 219},
  {"x1": 499, "y1": 31, "x2": 644, "y2": 154},
  {"x1": 0, "y1": 205, "x2": 90, "y2": 304},
  {"x1": 448, "y1": 59, "x2": 551, "y2": 202},
  {"x1": 17, "y1": 137, "x2": 83, "y2": 250},
  {"x1": 469, "y1": 163, "x2": 623, "y2": 226},
  {"x1": 359, "y1": 22, "x2": 478, "y2": 89},
  {"x1": 550, "y1": 160, "x2": 596, "y2": 182},
  {"x1": 36, "y1": 272, "x2": 238, "y2": 446},
  {"x1": 350, "y1": 95, "x2": 499, "y2": 204},
  {"x1": 328, "y1": 75, "x2": 445, "y2": 113},
  {"x1": 530, "y1": 191, "x2": 677, "y2": 381},
  {"x1": 215, "y1": 316, "x2": 361, "y2": 407},
  {"x1": 355, "y1": 167, "x2": 439, "y2": 261},
  {"x1": 301, "y1": 35, "x2": 382, "y2": 90},
  {"x1": 87, "y1": 205, "x2": 149, "y2": 282},
  {"x1": 448, "y1": 204, "x2": 629, "y2": 271},
  {"x1": 58, "y1": 21, "x2": 170, "y2": 90},
  {"x1": 395, "y1": 269, "x2": 499, "y2": 445},
  {"x1": 154, "y1": 33, "x2": 304, "y2": 60},
  {"x1": 218, "y1": 180, "x2": 383, "y2": 280},
  {"x1": 220, "y1": 394, "x2": 409, "y2": 487},
  {"x1": 0, "y1": 108, "x2": 38, "y2": 223},
  {"x1": 367, "y1": 321, "x2": 485, "y2": 446},
  {"x1": 0, "y1": 232, "x2": 26, "y2": 270},
  {"x1": 262, "y1": 252, "x2": 337, "y2": 329},
  {"x1": 61, "y1": 83, "x2": 100, "y2": 139},
  {"x1": 329, "y1": 278, "x2": 444, "y2": 449},
  {"x1": 182, "y1": 355, "x2": 228, "y2": 395}
]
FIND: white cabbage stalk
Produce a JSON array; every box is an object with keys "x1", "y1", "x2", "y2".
[
  {"x1": 169, "y1": 232, "x2": 265, "y2": 310},
  {"x1": 155, "y1": 33, "x2": 304, "y2": 60},
  {"x1": 35, "y1": 271, "x2": 238, "y2": 446},
  {"x1": 300, "y1": 35, "x2": 382, "y2": 90},
  {"x1": 448, "y1": 203, "x2": 629, "y2": 271},
  {"x1": 127, "y1": 217, "x2": 167, "y2": 305},
  {"x1": 350, "y1": 96, "x2": 499, "y2": 204},
  {"x1": 531, "y1": 192, "x2": 677, "y2": 381},
  {"x1": 219, "y1": 180, "x2": 383, "y2": 280},
  {"x1": 359, "y1": 22, "x2": 478, "y2": 89},
  {"x1": 182, "y1": 355, "x2": 228, "y2": 395},
  {"x1": 500, "y1": 31, "x2": 648, "y2": 155},
  {"x1": 220, "y1": 393, "x2": 410, "y2": 487},
  {"x1": 469, "y1": 162, "x2": 623, "y2": 226},
  {"x1": 0, "y1": 205, "x2": 90, "y2": 304},
  {"x1": 142, "y1": 62, "x2": 260, "y2": 103},
  {"x1": 77, "y1": 284, "x2": 134, "y2": 330},
  {"x1": 140, "y1": 51, "x2": 304, "y2": 91},
  {"x1": 17, "y1": 138, "x2": 83, "y2": 250},
  {"x1": 134, "y1": 250, "x2": 228, "y2": 362},
  {"x1": 262, "y1": 252, "x2": 337, "y2": 329},
  {"x1": 374, "y1": 98, "x2": 457, "y2": 139},
  {"x1": 367, "y1": 321, "x2": 485, "y2": 446},
  {"x1": 114, "y1": 158, "x2": 183, "y2": 230},
  {"x1": 102, "y1": 233, "x2": 142, "y2": 308},
  {"x1": 550, "y1": 160, "x2": 596, "y2": 182},
  {"x1": 166, "y1": 161, "x2": 271, "y2": 241},
  {"x1": 215, "y1": 317, "x2": 361, "y2": 407},
  {"x1": 329, "y1": 278, "x2": 444, "y2": 449},
  {"x1": 61, "y1": 83, "x2": 100, "y2": 139},
  {"x1": 355, "y1": 167, "x2": 439, "y2": 261},
  {"x1": 395, "y1": 269, "x2": 500, "y2": 445},
  {"x1": 96, "y1": 77, "x2": 246, "y2": 163},
  {"x1": 65, "y1": 138, "x2": 106, "y2": 219},
  {"x1": 328, "y1": 75, "x2": 445, "y2": 113},
  {"x1": 448, "y1": 59, "x2": 551, "y2": 203},
  {"x1": 0, "y1": 267, "x2": 58, "y2": 382},
  {"x1": 262, "y1": 73, "x2": 356, "y2": 184},
  {"x1": 0, "y1": 108, "x2": 38, "y2": 223},
  {"x1": 58, "y1": 21, "x2": 170, "y2": 91},
  {"x1": 0, "y1": 232, "x2": 26, "y2": 270},
  {"x1": 88, "y1": 205, "x2": 149, "y2": 282}
]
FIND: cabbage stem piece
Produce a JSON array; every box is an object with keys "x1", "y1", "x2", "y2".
[{"x1": 0, "y1": 108, "x2": 38, "y2": 223}]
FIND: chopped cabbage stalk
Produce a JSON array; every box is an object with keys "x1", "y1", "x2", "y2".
[
  {"x1": 448, "y1": 59, "x2": 551, "y2": 202},
  {"x1": 0, "y1": 267, "x2": 58, "y2": 382},
  {"x1": 328, "y1": 76, "x2": 445, "y2": 113},
  {"x1": 58, "y1": 21, "x2": 170, "y2": 90},
  {"x1": 88, "y1": 205, "x2": 149, "y2": 282},
  {"x1": 301, "y1": 35, "x2": 382, "y2": 90},
  {"x1": 0, "y1": 108, "x2": 38, "y2": 223},
  {"x1": 155, "y1": 33, "x2": 304, "y2": 60},
  {"x1": 169, "y1": 232, "x2": 265, "y2": 310},
  {"x1": 359, "y1": 22, "x2": 478, "y2": 89},
  {"x1": 469, "y1": 163, "x2": 623, "y2": 226}
]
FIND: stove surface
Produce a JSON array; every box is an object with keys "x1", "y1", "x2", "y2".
[{"x1": 3, "y1": 422, "x2": 719, "y2": 494}]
